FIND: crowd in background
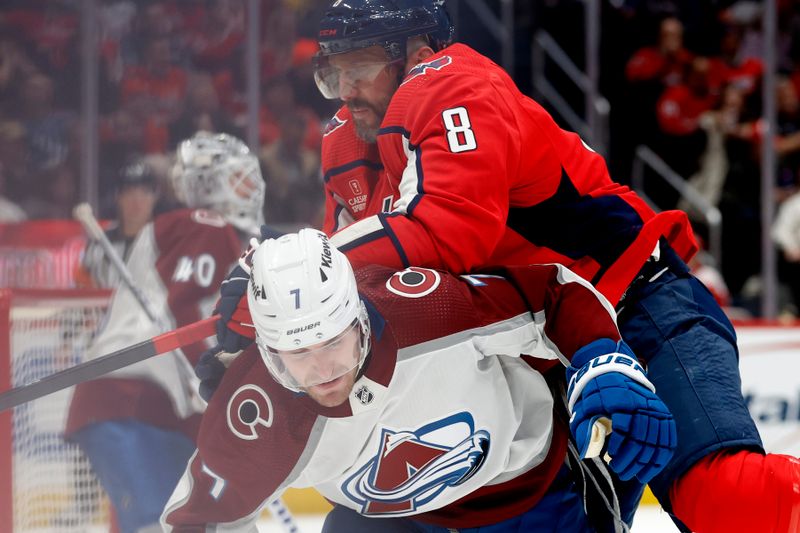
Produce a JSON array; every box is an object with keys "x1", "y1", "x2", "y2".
[
  {"x1": 536, "y1": 0, "x2": 800, "y2": 317},
  {"x1": 0, "y1": 0, "x2": 334, "y2": 229},
  {"x1": 2, "y1": 0, "x2": 800, "y2": 317}
]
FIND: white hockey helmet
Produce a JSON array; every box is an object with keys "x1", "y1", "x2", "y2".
[
  {"x1": 247, "y1": 229, "x2": 371, "y2": 391},
  {"x1": 172, "y1": 131, "x2": 265, "y2": 235}
]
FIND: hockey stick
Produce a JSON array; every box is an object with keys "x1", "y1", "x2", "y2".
[
  {"x1": 0, "y1": 315, "x2": 217, "y2": 412},
  {"x1": 585, "y1": 417, "x2": 613, "y2": 463}
]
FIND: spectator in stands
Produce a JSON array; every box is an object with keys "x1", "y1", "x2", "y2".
[
  {"x1": 186, "y1": 0, "x2": 245, "y2": 74},
  {"x1": 119, "y1": 33, "x2": 188, "y2": 154},
  {"x1": 260, "y1": 110, "x2": 323, "y2": 226},
  {"x1": 0, "y1": 2, "x2": 81, "y2": 106},
  {"x1": 259, "y1": 74, "x2": 321, "y2": 151},
  {"x1": 169, "y1": 73, "x2": 242, "y2": 150},
  {"x1": 77, "y1": 160, "x2": 159, "y2": 289},
  {"x1": 620, "y1": 16, "x2": 694, "y2": 167},
  {"x1": 626, "y1": 16, "x2": 692, "y2": 89},
  {"x1": 260, "y1": 0, "x2": 297, "y2": 80},
  {"x1": 654, "y1": 56, "x2": 719, "y2": 202},
  {"x1": 0, "y1": 35, "x2": 37, "y2": 117},
  {"x1": 708, "y1": 24, "x2": 763, "y2": 96},
  {"x1": 774, "y1": 76, "x2": 800, "y2": 202},
  {"x1": 14, "y1": 71, "x2": 77, "y2": 172},
  {"x1": 21, "y1": 158, "x2": 79, "y2": 220},
  {"x1": 679, "y1": 84, "x2": 748, "y2": 217}
]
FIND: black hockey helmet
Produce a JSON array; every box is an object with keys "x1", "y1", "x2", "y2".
[{"x1": 317, "y1": 0, "x2": 454, "y2": 61}]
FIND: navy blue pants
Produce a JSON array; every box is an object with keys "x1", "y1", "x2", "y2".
[{"x1": 616, "y1": 244, "x2": 763, "y2": 522}]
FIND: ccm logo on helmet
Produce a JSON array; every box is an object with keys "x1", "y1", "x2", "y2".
[
  {"x1": 287, "y1": 321, "x2": 321, "y2": 335},
  {"x1": 386, "y1": 267, "x2": 441, "y2": 298}
]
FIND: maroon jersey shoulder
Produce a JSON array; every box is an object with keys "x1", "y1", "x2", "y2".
[{"x1": 355, "y1": 265, "x2": 529, "y2": 350}]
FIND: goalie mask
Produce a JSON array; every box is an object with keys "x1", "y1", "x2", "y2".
[
  {"x1": 247, "y1": 229, "x2": 371, "y2": 392},
  {"x1": 172, "y1": 131, "x2": 265, "y2": 235}
]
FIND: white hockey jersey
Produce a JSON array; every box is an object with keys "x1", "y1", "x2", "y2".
[{"x1": 163, "y1": 263, "x2": 624, "y2": 530}]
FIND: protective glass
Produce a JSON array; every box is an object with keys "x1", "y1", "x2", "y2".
[
  {"x1": 313, "y1": 54, "x2": 402, "y2": 99},
  {"x1": 257, "y1": 320, "x2": 364, "y2": 390}
]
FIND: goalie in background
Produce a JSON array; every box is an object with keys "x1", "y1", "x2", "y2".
[
  {"x1": 164, "y1": 228, "x2": 676, "y2": 532},
  {"x1": 64, "y1": 132, "x2": 266, "y2": 533}
]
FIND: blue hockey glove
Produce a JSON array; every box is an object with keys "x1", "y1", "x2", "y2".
[
  {"x1": 566, "y1": 338, "x2": 676, "y2": 485},
  {"x1": 214, "y1": 229, "x2": 271, "y2": 353},
  {"x1": 215, "y1": 261, "x2": 255, "y2": 354}
]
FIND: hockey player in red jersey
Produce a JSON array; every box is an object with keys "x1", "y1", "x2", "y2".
[
  {"x1": 309, "y1": 2, "x2": 800, "y2": 532},
  {"x1": 65, "y1": 132, "x2": 266, "y2": 533},
  {"x1": 165, "y1": 229, "x2": 677, "y2": 532},
  {"x1": 202, "y1": 1, "x2": 800, "y2": 531}
]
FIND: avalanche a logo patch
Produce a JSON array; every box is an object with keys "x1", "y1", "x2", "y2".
[
  {"x1": 386, "y1": 267, "x2": 440, "y2": 298},
  {"x1": 341, "y1": 412, "x2": 490, "y2": 516},
  {"x1": 226, "y1": 384, "x2": 274, "y2": 440}
]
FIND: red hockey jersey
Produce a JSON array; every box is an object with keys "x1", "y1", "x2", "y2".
[
  {"x1": 163, "y1": 262, "x2": 623, "y2": 530},
  {"x1": 322, "y1": 44, "x2": 697, "y2": 306}
]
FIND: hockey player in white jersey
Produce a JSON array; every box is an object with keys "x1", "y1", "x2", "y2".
[
  {"x1": 65, "y1": 132, "x2": 266, "y2": 533},
  {"x1": 163, "y1": 229, "x2": 677, "y2": 532}
]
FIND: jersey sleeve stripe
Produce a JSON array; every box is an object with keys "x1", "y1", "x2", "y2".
[
  {"x1": 378, "y1": 212, "x2": 411, "y2": 268},
  {"x1": 377, "y1": 125, "x2": 411, "y2": 139},
  {"x1": 330, "y1": 215, "x2": 385, "y2": 249},
  {"x1": 323, "y1": 159, "x2": 383, "y2": 183}
]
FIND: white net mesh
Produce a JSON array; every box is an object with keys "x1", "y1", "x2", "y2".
[{"x1": 4, "y1": 292, "x2": 113, "y2": 532}]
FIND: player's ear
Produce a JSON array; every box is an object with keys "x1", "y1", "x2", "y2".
[{"x1": 405, "y1": 44, "x2": 435, "y2": 72}]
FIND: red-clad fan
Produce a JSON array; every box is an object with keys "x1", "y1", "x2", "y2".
[{"x1": 624, "y1": 16, "x2": 693, "y2": 88}]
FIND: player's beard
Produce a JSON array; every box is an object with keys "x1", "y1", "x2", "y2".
[{"x1": 347, "y1": 93, "x2": 393, "y2": 143}]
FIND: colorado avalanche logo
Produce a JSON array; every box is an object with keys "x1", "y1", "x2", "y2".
[
  {"x1": 342, "y1": 412, "x2": 490, "y2": 516},
  {"x1": 386, "y1": 267, "x2": 440, "y2": 298},
  {"x1": 323, "y1": 114, "x2": 347, "y2": 136},
  {"x1": 402, "y1": 56, "x2": 453, "y2": 85},
  {"x1": 226, "y1": 384, "x2": 274, "y2": 440}
]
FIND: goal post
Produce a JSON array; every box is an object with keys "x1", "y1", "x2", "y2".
[{"x1": 0, "y1": 288, "x2": 113, "y2": 532}]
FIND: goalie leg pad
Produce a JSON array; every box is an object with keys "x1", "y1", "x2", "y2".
[
  {"x1": 670, "y1": 449, "x2": 800, "y2": 533},
  {"x1": 73, "y1": 420, "x2": 196, "y2": 533}
]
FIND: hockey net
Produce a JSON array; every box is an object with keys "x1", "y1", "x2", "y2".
[{"x1": 0, "y1": 288, "x2": 114, "y2": 532}]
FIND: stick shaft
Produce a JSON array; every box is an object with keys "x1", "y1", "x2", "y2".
[{"x1": 0, "y1": 316, "x2": 217, "y2": 412}]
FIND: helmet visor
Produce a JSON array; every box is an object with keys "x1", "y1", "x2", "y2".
[
  {"x1": 258, "y1": 320, "x2": 363, "y2": 390},
  {"x1": 313, "y1": 53, "x2": 402, "y2": 99}
]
